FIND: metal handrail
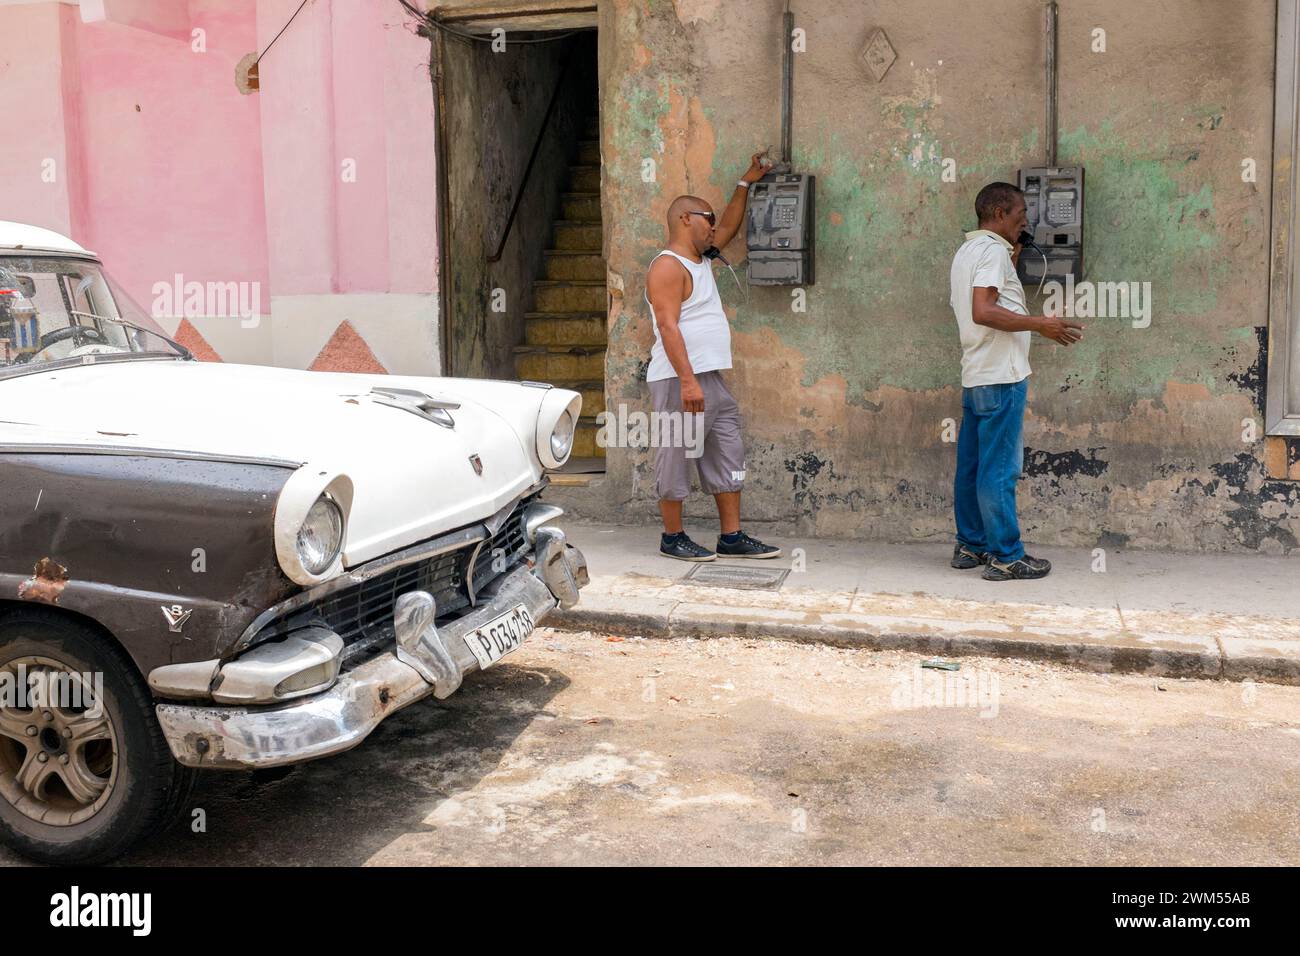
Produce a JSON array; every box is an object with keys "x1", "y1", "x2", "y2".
[{"x1": 487, "y1": 54, "x2": 574, "y2": 263}]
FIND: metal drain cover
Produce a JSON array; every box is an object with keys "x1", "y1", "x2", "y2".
[{"x1": 682, "y1": 563, "x2": 788, "y2": 591}]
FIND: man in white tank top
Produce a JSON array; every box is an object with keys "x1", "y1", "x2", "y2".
[{"x1": 644, "y1": 154, "x2": 781, "y2": 562}]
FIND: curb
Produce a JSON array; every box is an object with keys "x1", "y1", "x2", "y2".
[{"x1": 549, "y1": 599, "x2": 1300, "y2": 687}]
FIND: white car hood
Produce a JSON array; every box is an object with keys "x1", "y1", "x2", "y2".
[{"x1": 0, "y1": 360, "x2": 554, "y2": 566}]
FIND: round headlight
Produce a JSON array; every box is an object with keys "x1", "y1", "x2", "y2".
[
  {"x1": 550, "y1": 410, "x2": 575, "y2": 461},
  {"x1": 296, "y1": 495, "x2": 344, "y2": 575}
]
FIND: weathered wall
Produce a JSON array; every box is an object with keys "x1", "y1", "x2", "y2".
[
  {"x1": 439, "y1": 0, "x2": 1300, "y2": 553},
  {"x1": 443, "y1": 30, "x2": 596, "y2": 378}
]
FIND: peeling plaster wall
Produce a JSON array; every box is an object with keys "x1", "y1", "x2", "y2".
[{"x1": 437, "y1": 0, "x2": 1300, "y2": 554}]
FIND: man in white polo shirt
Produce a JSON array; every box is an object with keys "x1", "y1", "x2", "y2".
[{"x1": 949, "y1": 182, "x2": 1084, "y2": 581}]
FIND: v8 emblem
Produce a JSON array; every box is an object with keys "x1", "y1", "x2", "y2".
[{"x1": 162, "y1": 604, "x2": 193, "y2": 633}]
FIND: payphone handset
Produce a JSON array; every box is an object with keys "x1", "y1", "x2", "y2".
[
  {"x1": 745, "y1": 172, "x2": 816, "y2": 286},
  {"x1": 1016, "y1": 165, "x2": 1084, "y2": 288}
]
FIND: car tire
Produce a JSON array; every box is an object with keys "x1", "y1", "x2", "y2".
[{"x1": 0, "y1": 609, "x2": 196, "y2": 865}]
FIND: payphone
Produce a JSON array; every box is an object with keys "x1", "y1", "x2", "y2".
[
  {"x1": 746, "y1": 172, "x2": 816, "y2": 286},
  {"x1": 744, "y1": 6, "x2": 815, "y2": 287},
  {"x1": 1016, "y1": 166, "x2": 1084, "y2": 287}
]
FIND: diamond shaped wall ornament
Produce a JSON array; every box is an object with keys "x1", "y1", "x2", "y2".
[{"x1": 860, "y1": 27, "x2": 897, "y2": 83}]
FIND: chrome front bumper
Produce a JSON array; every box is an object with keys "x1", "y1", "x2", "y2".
[{"x1": 155, "y1": 535, "x2": 587, "y2": 770}]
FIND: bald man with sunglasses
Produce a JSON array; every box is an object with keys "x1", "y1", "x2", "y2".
[{"x1": 644, "y1": 151, "x2": 781, "y2": 562}]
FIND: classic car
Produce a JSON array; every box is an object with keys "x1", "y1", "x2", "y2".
[{"x1": 0, "y1": 221, "x2": 588, "y2": 863}]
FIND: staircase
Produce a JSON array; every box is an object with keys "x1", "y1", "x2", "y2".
[{"x1": 513, "y1": 113, "x2": 606, "y2": 481}]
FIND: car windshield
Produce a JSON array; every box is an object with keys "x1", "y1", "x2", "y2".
[{"x1": 0, "y1": 254, "x2": 186, "y2": 377}]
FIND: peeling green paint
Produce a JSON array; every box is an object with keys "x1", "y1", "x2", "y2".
[
  {"x1": 1033, "y1": 121, "x2": 1235, "y2": 401},
  {"x1": 708, "y1": 118, "x2": 1041, "y2": 399},
  {"x1": 697, "y1": 112, "x2": 1240, "y2": 409}
]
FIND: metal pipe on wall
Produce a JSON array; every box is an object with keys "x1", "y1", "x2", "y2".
[
  {"x1": 781, "y1": 9, "x2": 794, "y2": 164},
  {"x1": 1046, "y1": 0, "x2": 1058, "y2": 166}
]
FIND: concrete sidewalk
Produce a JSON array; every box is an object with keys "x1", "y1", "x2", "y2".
[{"x1": 549, "y1": 520, "x2": 1300, "y2": 685}]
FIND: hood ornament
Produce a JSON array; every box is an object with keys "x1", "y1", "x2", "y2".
[
  {"x1": 162, "y1": 604, "x2": 192, "y2": 633},
  {"x1": 369, "y1": 387, "x2": 460, "y2": 429},
  {"x1": 469, "y1": 454, "x2": 483, "y2": 476}
]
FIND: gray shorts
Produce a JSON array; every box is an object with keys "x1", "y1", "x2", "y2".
[{"x1": 648, "y1": 370, "x2": 747, "y2": 501}]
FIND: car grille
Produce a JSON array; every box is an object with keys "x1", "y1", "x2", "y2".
[
  {"x1": 315, "y1": 549, "x2": 468, "y2": 648},
  {"x1": 259, "y1": 496, "x2": 538, "y2": 664}
]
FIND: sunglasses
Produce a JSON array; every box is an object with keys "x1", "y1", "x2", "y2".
[{"x1": 686, "y1": 210, "x2": 717, "y2": 226}]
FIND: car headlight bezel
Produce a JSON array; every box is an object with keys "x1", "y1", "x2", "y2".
[
  {"x1": 274, "y1": 471, "x2": 354, "y2": 586},
  {"x1": 535, "y1": 389, "x2": 583, "y2": 470}
]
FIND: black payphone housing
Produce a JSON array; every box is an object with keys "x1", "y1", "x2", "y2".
[{"x1": 746, "y1": 173, "x2": 816, "y2": 286}]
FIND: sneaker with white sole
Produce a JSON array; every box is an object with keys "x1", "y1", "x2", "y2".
[
  {"x1": 981, "y1": 554, "x2": 1051, "y2": 581},
  {"x1": 660, "y1": 532, "x2": 716, "y2": 562},
  {"x1": 715, "y1": 530, "x2": 782, "y2": 559}
]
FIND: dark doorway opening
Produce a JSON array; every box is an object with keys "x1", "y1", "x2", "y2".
[{"x1": 435, "y1": 19, "x2": 604, "y2": 478}]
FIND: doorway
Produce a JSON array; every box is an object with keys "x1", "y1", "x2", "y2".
[{"x1": 434, "y1": 10, "x2": 605, "y2": 478}]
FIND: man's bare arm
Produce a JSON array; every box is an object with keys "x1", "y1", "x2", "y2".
[
  {"x1": 972, "y1": 287, "x2": 1083, "y2": 345},
  {"x1": 711, "y1": 152, "x2": 768, "y2": 249},
  {"x1": 647, "y1": 257, "x2": 705, "y2": 412}
]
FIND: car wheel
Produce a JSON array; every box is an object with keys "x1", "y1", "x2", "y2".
[{"x1": 0, "y1": 610, "x2": 195, "y2": 865}]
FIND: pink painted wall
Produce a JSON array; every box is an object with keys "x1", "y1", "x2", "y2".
[
  {"x1": 75, "y1": 0, "x2": 270, "y2": 310},
  {"x1": 0, "y1": 0, "x2": 438, "y2": 354},
  {"x1": 0, "y1": 3, "x2": 88, "y2": 238},
  {"x1": 256, "y1": 0, "x2": 437, "y2": 297}
]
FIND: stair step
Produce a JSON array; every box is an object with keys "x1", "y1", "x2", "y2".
[
  {"x1": 576, "y1": 139, "x2": 600, "y2": 165},
  {"x1": 572, "y1": 417, "x2": 604, "y2": 459},
  {"x1": 549, "y1": 470, "x2": 603, "y2": 487},
  {"x1": 560, "y1": 193, "x2": 601, "y2": 220},
  {"x1": 513, "y1": 345, "x2": 605, "y2": 381},
  {"x1": 524, "y1": 312, "x2": 606, "y2": 347},
  {"x1": 532, "y1": 279, "x2": 606, "y2": 312},
  {"x1": 552, "y1": 220, "x2": 603, "y2": 251},
  {"x1": 567, "y1": 165, "x2": 601, "y2": 192},
  {"x1": 546, "y1": 379, "x2": 605, "y2": 416},
  {"x1": 543, "y1": 250, "x2": 605, "y2": 280}
]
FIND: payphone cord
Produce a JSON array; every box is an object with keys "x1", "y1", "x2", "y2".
[
  {"x1": 1019, "y1": 234, "x2": 1049, "y2": 299},
  {"x1": 1022, "y1": 241, "x2": 1091, "y2": 300},
  {"x1": 703, "y1": 246, "x2": 749, "y2": 302}
]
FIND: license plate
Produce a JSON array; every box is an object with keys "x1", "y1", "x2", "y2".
[{"x1": 464, "y1": 604, "x2": 535, "y2": 670}]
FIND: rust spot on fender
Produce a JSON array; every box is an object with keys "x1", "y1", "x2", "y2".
[{"x1": 18, "y1": 557, "x2": 69, "y2": 605}]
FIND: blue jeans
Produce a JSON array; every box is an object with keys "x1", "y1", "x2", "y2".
[{"x1": 954, "y1": 378, "x2": 1027, "y2": 563}]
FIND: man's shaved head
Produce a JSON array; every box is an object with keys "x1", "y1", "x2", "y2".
[
  {"x1": 665, "y1": 194, "x2": 716, "y2": 255},
  {"x1": 667, "y1": 195, "x2": 710, "y2": 227}
]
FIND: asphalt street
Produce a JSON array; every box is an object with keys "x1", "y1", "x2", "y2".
[{"x1": 4, "y1": 630, "x2": 1296, "y2": 866}]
